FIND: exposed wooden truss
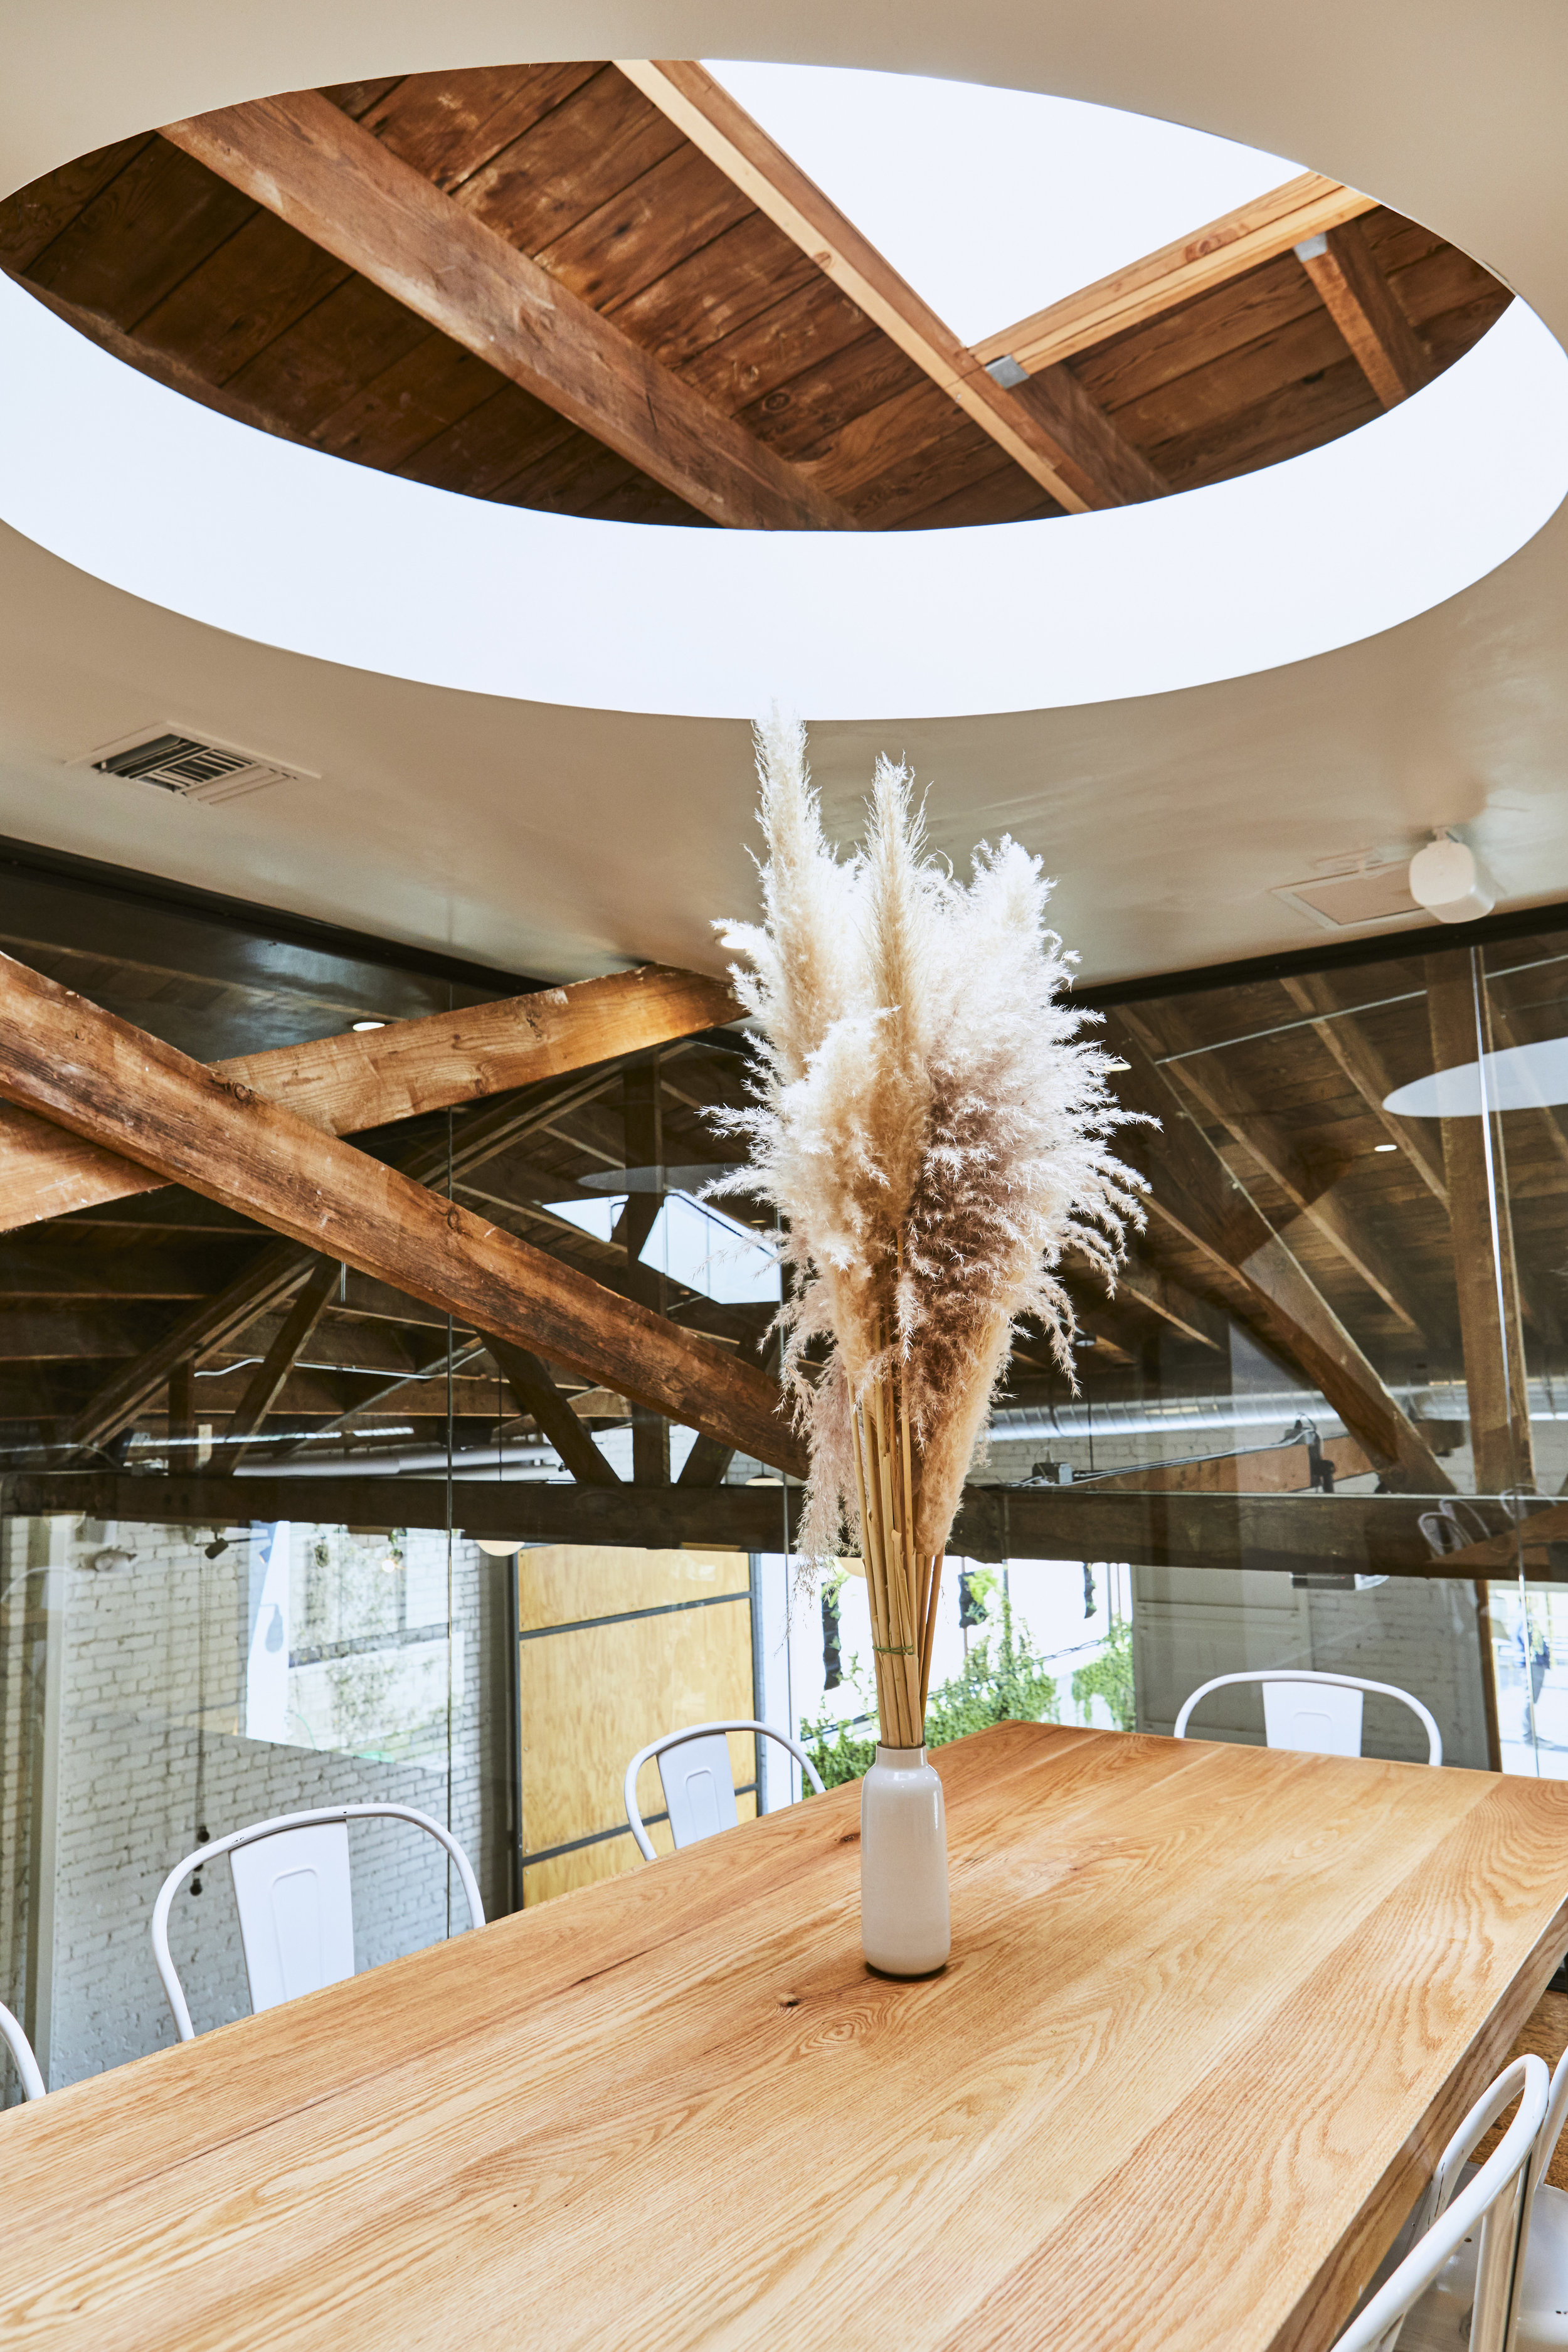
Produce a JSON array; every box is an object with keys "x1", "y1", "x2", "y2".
[
  {"x1": 1295, "y1": 218, "x2": 1433, "y2": 408},
  {"x1": 617, "y1": 58, "x2": 1166, "y2": 513},
  {"x1": 0, "y1": 962, "x2": 739, "y2": 1233},
  {"x1": 1276, "y1": 972, "x2": 1449, "y2": 1205},
  {"x1": 4, "y1": 1468, "x2": 1527, "y2": 1581},
  {"x1": 1116, "y1": 1000, "x2": 1432, "y2": 1337},
  {"x1": 0, "y1": 66, "x2": 1510, "y2": 530},
  {"x1": 975, "y1": 173, "x2": 1379, "y2": 374},
  {"x1": 0, "y1": 952, "x2": 803, "y2": 1475},
  {"x1": 1426, "y1": 954, "x2": 1535, "y2": 1491},
  {"x1": 162, "y1": 93, "x2": 852, "y2": 530},
  {"x1": 487, "y1": 1335, "x2": 620, "y2": 1488},
  {"x1": 223, "y1": 1254, "x2": 340, "y2": 1465},
  {"x1": 1104, "y1": 1014, "x2": 1453, "y2": 1492}
]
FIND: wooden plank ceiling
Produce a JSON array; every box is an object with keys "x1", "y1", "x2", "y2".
[{"x1": 0, "y1": 61, "x2": 1512, "y2": 530}]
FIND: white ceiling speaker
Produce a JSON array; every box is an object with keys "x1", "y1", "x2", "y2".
[{"x1": 1408, "y1": 830, "x2": 1495, "y2": 924}]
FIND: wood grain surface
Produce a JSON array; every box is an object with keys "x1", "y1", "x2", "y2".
[
  {"x1": 0, "y1": 962, "x2": 741, "y2": 1234},
  {"x1": 5, "y1": 1724, "x2": 1566, "y2": 2351},
  {"x1": 0, "y1": 950, "x2": 802, "y2": 1475}
]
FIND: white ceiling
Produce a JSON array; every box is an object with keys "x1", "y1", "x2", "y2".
[{"x1": 0, "y1": 1, "x2": 1563, "y2": 990}]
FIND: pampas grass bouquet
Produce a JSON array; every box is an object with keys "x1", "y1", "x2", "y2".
[{"x1": 714, "y1": 718, "x2": 1142, "y2": 1751}]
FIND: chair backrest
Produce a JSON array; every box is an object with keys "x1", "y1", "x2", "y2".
[
  {"x1": 151, "y1": 1803, "x2": 484, "y2": 2042},
  {"x1": 623, "y1": 1719, "x2": 827, "y2": 1861},
  {"x1": 1330, "y1": 2053, "x2": 1548, "y2": 2352},
  {"x1": 1173, "y1": 1670, "x2": 1443, "y2": 1766},
  {"x1": 0, "y1": 2000, "x2": 45, "y2": 2101}
]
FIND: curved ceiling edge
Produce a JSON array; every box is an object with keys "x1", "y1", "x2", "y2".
[{"x1": 0, "y1": 272, "x2": 1564, "y2": 724}]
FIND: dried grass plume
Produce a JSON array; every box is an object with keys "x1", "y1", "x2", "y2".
[{"x1": 714, "y1": 716, "x2": 1146, "y2": 1595}]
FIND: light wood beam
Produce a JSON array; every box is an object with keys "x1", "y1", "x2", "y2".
[
  {"x1": 486, "y1": 1335, "x2": 620, "y2": 1488},
  {"x1": 1105, "y1": 1014, "x2": 1453, "y2": 1493},
  {"x1": 976, "y1": 173, "x2": 1378, "y2": 376},
  {"x1": 225, "y1": 1256, "x2": 341, "y2": 1466},
  {"x1": 0, "y1": 963, "x2": 739, "y2": 1234},
  {"x1": 0, "y1": 953, "x2": 805, "y2": 1478},
  {"x1": 1295, "y1": 218, "x2": 1432, "y2": 408},
  {"x1": 616, "y1": 59, "x2": 1166, "y2": 513},
  {"x1": 1117, "y1": 1003, "x2": 1433, "y2": 1337},
  {"x1": 161, "y1": 93, "x2": 852, "y2": 531},
  {"x1": 1277, "y1": 972, "x2": 1450, "y2": 1206},
  {"x1": 1426, "y1": 953, "x2": 1535, "y2": 1492}
]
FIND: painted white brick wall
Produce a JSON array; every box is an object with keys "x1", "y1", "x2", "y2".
[{"x1": 4, "y1": 1515, "x2": 506, "y2": 2094}]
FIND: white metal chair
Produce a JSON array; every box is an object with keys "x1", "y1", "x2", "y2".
[
  {"x1": 1402, "y1": 2037, "x2": 1568, "y2": 2351},
  {"x1": 151, "y1": 1803, "x2": 484, "y2": 2042},
  {"x1": 623, "y1": 1719, "x2": 825, "y2": 1861},
  {"x1": 0, "y1": 2001, "x2": 45, "y2": 2101},
  {"x1": 1174, "y1": 1670, "x2": 1443, "y2": 1766},
  {"x1": 1331, "y1": 2054, "x2": 1549, "y2": 2352}
]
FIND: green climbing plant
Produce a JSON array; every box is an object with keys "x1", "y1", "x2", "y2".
[
  {"x1": 1071, "y1": 1617, "x2": 1136, "y2": 1732},
  {"x1": 802, "y1": 1599, "x2": 1061, "y2": 1792}
]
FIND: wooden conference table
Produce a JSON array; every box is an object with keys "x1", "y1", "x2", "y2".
[{"x1": 6, "y1": 1722, "x2": 1568, "y2": 2352}]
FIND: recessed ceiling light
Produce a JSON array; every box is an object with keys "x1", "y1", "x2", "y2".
[
  {"x1": 1374, "y1": 1142, "x2": 1399, "y2": 1152},
  {"x1": 351, "y1": 1018, "x2": 386, "y2": 1032}
]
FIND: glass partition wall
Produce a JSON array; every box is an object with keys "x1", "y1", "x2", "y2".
[{"x1": 3, "y1": 842, "x2": 1565, "y2": 2100}]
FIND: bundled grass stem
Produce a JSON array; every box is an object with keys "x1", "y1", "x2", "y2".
[{"x1": 714, "y1": 716, "x2": 1145, "y2": 1745}]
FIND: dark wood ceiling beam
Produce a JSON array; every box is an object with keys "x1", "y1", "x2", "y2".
[
  {"x1": 160, "y1": 92, "x2": 854, "y2": 530},
  {"x1": 1276, "y1": 973, "x2": 1450, "y2": 1207},
  {"x1": 0, "y1": 953, "x2": 805, "y2": 1477},
  {"x1": 617, "y1": 59, "x2": 1165, "y2": 512},
  {"x1": 0, "y1": 963, "x2": 738, "y2": 1235},
  {"x1": 486, "y1": 1335, "x2": 620, "y2": 1486},
  {"x1": 1426, "y1": 955, "x2": 1535, "y2": 1493},
  {"x1": 1116, "y1": 1002, "x2": 1433, "y2": 1338},
  {"x1": 225, "y1": 1255, "x2": 341, "y2": 1466},
  {"x1": 68, "y1": 1239, "x2": 314, "y2": 1454},
  {"x1": 1101, "y1": 1254, "x2": 1227, "y2": 1354},
  {"x1": 1295, "y1": 220, "x2": 1432, "y2": 408},
  {"x1": 4, "y1": 1469, "x2": 1519, "y2": 1581},
  {"x1": 1104, "y1": 1015, "x2": 1453, "y2": 1493}
]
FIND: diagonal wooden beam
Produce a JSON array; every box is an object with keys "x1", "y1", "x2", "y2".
[
  {"x1": 485, "y1": 1335, "x2": 620, "y2": 1488},
  {"x1": 1426, "y1": 954, "x2": 1534, "y2": 1493},
  {"x1": 60, "y1": 1066, "x2": 625, "y2": 1453},
  {"x1": 616, "y1": 59, "x2": 1166, "y2": 514},
  {"x1": 0, "y1": 953, "x2": 804, "y2": 1478},
  {"x1": 225, "y1": 1255, "x2": 342, "y2": 1466},
  {"x1": 975, "y1": 172, "x2": 1378, "y2": 377},
  {"x1": 1104, "y1": 1014, "x2": 1453, "y2": 1493},
  {"x1": 1294, "y1": 219, "x2": 1432, "y2": 408},
  {"x1": 1106, "y1": 1255, "x2": 1227, "y2": 1354},
  {"x1": 0, "y1": 963, "x2": 740, "y2": 1234},
  {"x1": 1276, "y1": 973, "x2": 1449, "y2": 1206},
  {"x1": 161, "y1": 92, "x2": 853, "y2": 531},
  {"x1": 1117, "y1": 1003, "x2": 1433, "y2": 1337},
  {"x1": 68, "y1": 1238, "x2": 315, "y2": 1455}
]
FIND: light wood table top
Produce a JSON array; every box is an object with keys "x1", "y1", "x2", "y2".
[{"x1": 6, "y1": 1723, "x2": 1568, "y2": 2352}]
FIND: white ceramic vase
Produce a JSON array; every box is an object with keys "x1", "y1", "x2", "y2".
[{"x1": 860, "y1": 1744, "x2": 951, "y2": 1975}]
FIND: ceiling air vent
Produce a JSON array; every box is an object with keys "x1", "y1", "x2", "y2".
[
  {"x1": 81, "y1": 728, "x2": 313, "y2": 806},
  {"x1": 1271, "y1": 854, "x2": 1426, "y2": 931}
]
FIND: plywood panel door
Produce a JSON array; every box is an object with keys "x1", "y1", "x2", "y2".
[{"x1": 516, "y1": 1545, "x2": 755, "y2": 1904}]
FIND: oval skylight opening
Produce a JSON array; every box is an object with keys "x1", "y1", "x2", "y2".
[{"x1": 0, "y1": 61, "x2": 1564, "y2": 722}]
